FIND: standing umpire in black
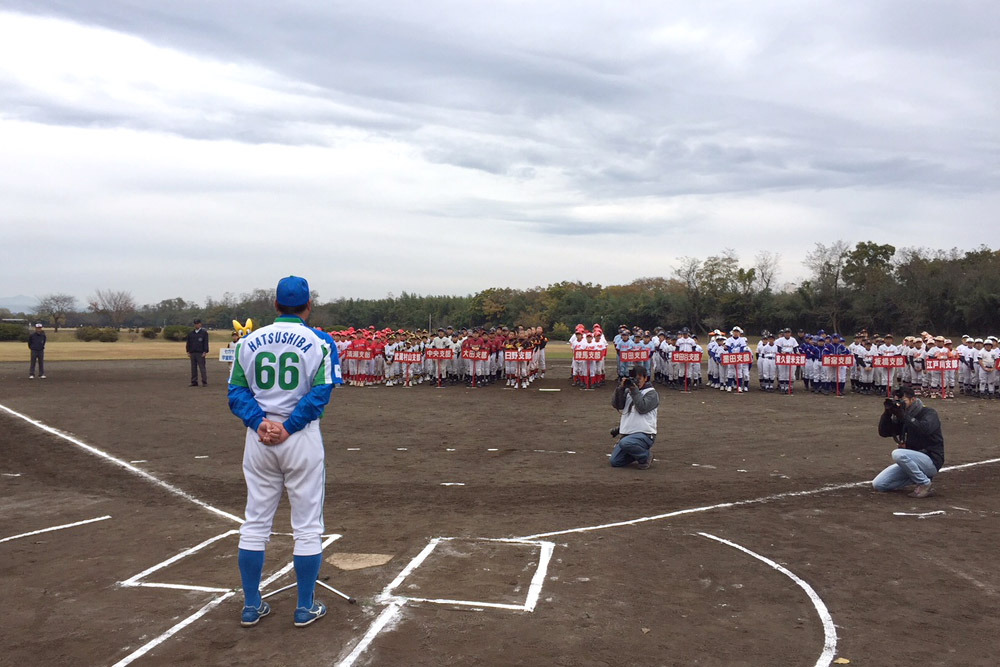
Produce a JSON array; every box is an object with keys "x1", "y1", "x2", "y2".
[
  {"x1": 186, "y1": 319, "x2": 210, "y2": 386},
  {"x1": 28, "y1": 323, "x2": 46, "y2": 379}
]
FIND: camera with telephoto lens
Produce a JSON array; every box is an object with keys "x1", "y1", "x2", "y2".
[{"x1": 884, "y1": 398, "x2": 905, "y2": 411}]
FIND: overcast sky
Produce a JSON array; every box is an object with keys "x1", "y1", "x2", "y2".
[{"x1": 1, "y1": 1, "x2": 997, "y2": 308}]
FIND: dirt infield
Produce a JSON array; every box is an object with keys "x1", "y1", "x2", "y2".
[{"x1": 2, "y1": 358, "x2": 998, "y2": 666}]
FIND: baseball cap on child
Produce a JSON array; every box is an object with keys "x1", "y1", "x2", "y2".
[{"x1": 276, "y1": 276, "x2": 310, "y2": 307}]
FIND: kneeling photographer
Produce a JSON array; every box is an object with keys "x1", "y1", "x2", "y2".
[
  {"x1": 610, "y1": 365, "x2": 659, "y2": 469},
  {"x1": 872, "y1": 385, "x2": 944, "y2": 498}
]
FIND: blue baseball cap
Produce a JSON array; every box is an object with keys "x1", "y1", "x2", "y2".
[{"x1": 276, "y1": 275, "x2": 310, "y2": 307}]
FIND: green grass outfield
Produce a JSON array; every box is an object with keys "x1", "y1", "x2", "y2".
[
  {"x1": 0, "y1": 329, "x2": 234, "y2": 362},
  {"x1": 0, "y1": 329, "x2": 593, "y2": 363}
]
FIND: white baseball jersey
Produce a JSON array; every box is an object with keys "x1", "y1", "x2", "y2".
[
  {"x1": 230, "y1": 315, "x2": 340, "y2": 556},
  {"x1": 232, "y1": 320, "x2": 338, "y2": 419}
]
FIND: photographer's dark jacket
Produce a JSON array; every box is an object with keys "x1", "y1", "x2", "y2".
[{"x1": 878, "y1": 401, "x2": 944, "y2": 470}]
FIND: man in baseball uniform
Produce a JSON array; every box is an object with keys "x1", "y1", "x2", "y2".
[
  {"x1": 956, "y1": 335, "x2": 974, "y2": 395},
  {"x1": 724, "y1": 327, "x2": 751, "y2": 392},
  {"x1": 228, "y1": 276, "x2": 342, "y2": 628},
  {"x1": 979, "y1": 339, "x2": 998, "y2": 398},
  {"x1": 774, "y1": 328, "x2": 799, "y2": 393},
  {"x1": 758, "y1": 332, "x2": 777, "y2": 392}
]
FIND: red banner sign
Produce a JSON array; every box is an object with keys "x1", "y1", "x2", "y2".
[
  {"x1": 776, "y1": 353, "x2": 807, "y2": 366},
  {"x1": 671, "y1": 351, "x2": 703, "y2": 363},
  {"x1": 425, "y1": 348, "x2": 454, "y2": 360},
  {"x1": 505, "y1": 350, "x2": 534, "y2": 362},
  {"x1": 461, "y1": 349, "x2": 490, "y2": 361},
  {"x1": 822, "y1": 354, "x2": 855, "y2": 367},
  {"x1": 925, "y1": 358, "x2": 960, "y2": 371},
  {"x1": 619, "y1": 349, "x2": 651, "y2": 362},
  {"x1": 872, "y1": 355, "x2": 906, "y2": 368},
  {"x1": 394, "y1": 351, "x2": 423, "y2": 364},
  {"x1": 720, "y1": 352, "x2": 752, "y2": 365},
  {"x1": 574, "y1": 349, "x2": 604, "y2": 361},
  {"x1": 342, "y1": 349, "x2": 374, "y2": 360}
]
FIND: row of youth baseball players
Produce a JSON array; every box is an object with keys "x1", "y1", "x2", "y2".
[
  {"x1": 751, "y1": 331, "x2": 1000, "y2": 399},
  {"x1": 330, "y1": 326, "x2": 549, "y2": 387},
  {"x1": 603, "y1": 325, "x2": 1000, "y2": 399}
]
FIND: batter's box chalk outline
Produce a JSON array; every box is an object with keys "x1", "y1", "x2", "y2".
[
  {"x1": 119, "y1": 530, "x2": 342, "y2": 594},
  {"x1": 377, "y1": 537, "x2": 555, "y2": 612},
  {"x1": 113, "y1": 534, "x2": 342, "y2": 667}
]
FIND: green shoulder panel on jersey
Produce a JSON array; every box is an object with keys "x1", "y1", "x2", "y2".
[
  {"x1": 312, "y1": 342, "x2": 333, "y2": 387},
  {"x1": 231, "y1": 340, "x2": 250, "y2": 387}
]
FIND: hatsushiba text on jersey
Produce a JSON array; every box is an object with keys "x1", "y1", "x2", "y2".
[{"x1": 245, "y1": 331, "x2": 314, "y2": 354}]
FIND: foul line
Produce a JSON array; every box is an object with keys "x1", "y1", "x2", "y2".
[
  {"x1": 517, "y1": 457, "x2": 1000, "y2": 540},
  {"x1": 0, "y1": 515, "x2": 111, "y2": 544},
  {"x1": 699, "y1": 532, "x2": 837, "y2": 667},
  {"x1": 0, "y1": 403, "x2": 243, "y2": 525}
]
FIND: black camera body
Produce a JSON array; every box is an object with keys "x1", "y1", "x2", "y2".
[{"x1": 884, "y1": 398, "x2": 905, "y2": 411}]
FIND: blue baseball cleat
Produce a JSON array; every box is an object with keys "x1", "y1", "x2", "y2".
[
  {"x1": 293, "y1": 601, "x2": 327, "y2": 627},
  {"x1": 241, "y1": 600, "x2": 270, "y2": 627}
]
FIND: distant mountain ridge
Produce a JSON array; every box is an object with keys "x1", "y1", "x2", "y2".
[{"x1": 0, "y1": 295, "x2": 39, "y2": 314}]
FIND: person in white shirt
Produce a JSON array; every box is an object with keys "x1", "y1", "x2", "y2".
[
  {"x1": 909, "y1": 339, "x2": 926, "y2": 395},
  {"x1": 674, "y1": 329, "x2": 696, "y2": 386},
  {"x1": 878, "y1": 335, "x2": 899, "y2": 396},
  {"x1": 978, "y1": 339, "x2": 998, "y2": 398},
  {"x1": 773, "y1": 328, "x2": 799, "y2": 393},
  {"x1": 956, "y1": 335, "x2": 974, "y2": 395},
  {"x1": 690, "y1": 336, "x2": 704, "y2": 386},
  {"x1": 570, "y1": 328, "x2": 587, "y2": 386},
  {"x1": 757, "y1": 333, "x2": 777, "y2": 392},
  {"x1": 609, "y1": 365, "x2": 658, "y2": 469},
  {"x1": 858, "y1": 339, "x2": 876, "y2": 393}
]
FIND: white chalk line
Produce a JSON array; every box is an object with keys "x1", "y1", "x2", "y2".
[
  {"x1": 698, "y1": 532, "x2": 837, "y2": 667},
  {"x1": 113, "y1": 534, "x2": 341, "y2": 667},
  {"x1": 0, "y1": 403, "x2": 243, "y2": 525},
  {"x1": 517, "y1": 456, "x2": 1000, "y2": 540},
  {"x1": 0, "y1": 515, "x2": 111, "y2": 545},
  {"x1": 120, "y1": 530, "x2": 239, "y2": 588},
  {"x1": 894, "y1": 510, "x2": 946, "y2": 518},
  {"x1": 335, "y1": 601, "x2": 404, "y2": 667},
  {"x1": 339, "y1": 537, "x2": 553, "y2": 666},
  {"x1": 341, "y1": 456, "x2": 1000, "y2": 664},
  {"x1": 379, "y1": 537, "x2": 554, "y2": 612},
  {"x1": 110, "y1": 590, "x2": 237, "y2": 667}
]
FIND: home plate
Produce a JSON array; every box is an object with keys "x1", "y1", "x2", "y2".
[{"x1": 326, "y1": 552, "x2": 395, "y2": 570}]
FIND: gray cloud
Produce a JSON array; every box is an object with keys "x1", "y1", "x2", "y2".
[{"x1": 0, "y1": 1, "x2": 997, "y2": 303}]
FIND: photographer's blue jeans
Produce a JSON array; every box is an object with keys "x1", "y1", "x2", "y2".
[
  {"x1": 610, "y1": 432, "x2": 654, "y2": 467},
  {"x1": 872, "y1": 448, "x2": 936, "y2": 490}
]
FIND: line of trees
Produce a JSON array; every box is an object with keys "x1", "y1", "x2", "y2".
[{"x1": 6, "y1": 243, "x2": 998, "y2": 339}]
